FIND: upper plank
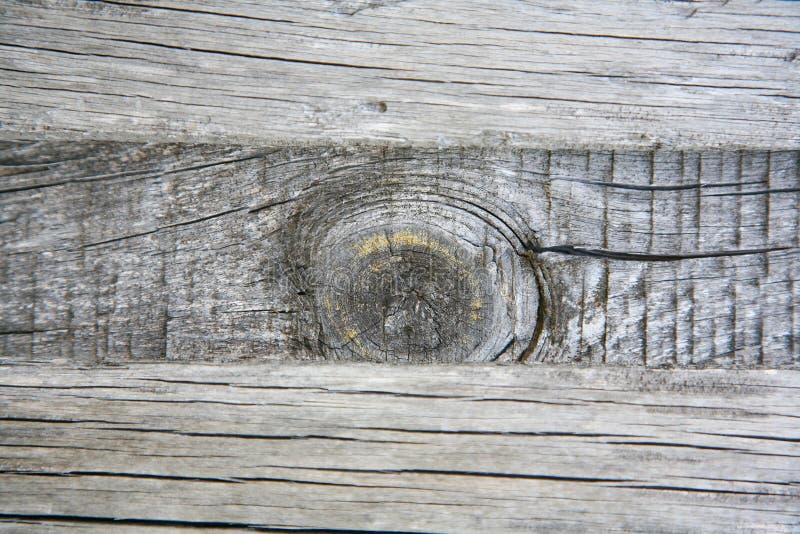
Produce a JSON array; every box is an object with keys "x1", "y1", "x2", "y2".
[{"x1": 0, "y1": 0, "x2": 798, "y2": 148}]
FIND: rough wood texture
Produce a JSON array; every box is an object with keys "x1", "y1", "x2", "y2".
[
  {"x1": 2, "y1": 2, "x2": 799, "y2": 531},
  {"x1": 2, "y1": 142, "x2": 798, "y2": 366},
  {"x1": 1, "y1": 0, "x2": 798, "y2": 149},
  {"x1": 0, "y1": 363, "x2": 797, "y2": 533}
]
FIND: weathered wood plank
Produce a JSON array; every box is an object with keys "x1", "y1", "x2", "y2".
[
  {"x1": 0, "y1": 0, "x2": 798, "y2": 148},
  {"x1": 1, "y1": 142, "x2": 798, "y2": 366},
  {"x1": 0, "y1": 364, "x2": 797, "y2": 532}
]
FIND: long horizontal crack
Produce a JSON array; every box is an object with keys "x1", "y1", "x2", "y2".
[
  {"x1": 82, "y1": 206, "x2": 246, "y2": 248},
  {"x1": 0, "y1": 513, "x2": 414, "y2": 533},
  {"x1": 525, "y1": 245, "x2": 792, "y2": 262},
  {"x1": 0, "y1": 470, "x2": 426, "y2": 490},
  {"x1": 258, "y1": 465, "x2": 638, "y2": 484},
  {"x1": 105, "y1": 37, "x2": 406, "y2": 71},
  {"x1": 602, "y1": 484, "x2": 793, "y2": 497},
  {"x1": 0, "y1": 153, "x2": 264, "y2": 194}
]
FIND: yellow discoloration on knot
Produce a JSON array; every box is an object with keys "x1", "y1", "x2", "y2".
[
  {"x1": 353, "y1": 233, "x2": 391, "y2": 257},
  {"x1": 342, "y1": 327, "x2": 358, "y2": 342},
  {"x1": 342, "y1": 325, "x2": 366, "y2": 353},
  {"x1": 469, "y1": 299, "x2": 483, "y2": 321},
  {"x1": 353, "y1": 230, "x2": 455, "y2": 260},
  {"x1": 390, "y1": 229, "x2": 455, "y2": 260}
]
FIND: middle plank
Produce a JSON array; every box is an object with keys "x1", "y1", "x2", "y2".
[{"x1": 1, "y1": 143, "x2": 797, "y2": 366}]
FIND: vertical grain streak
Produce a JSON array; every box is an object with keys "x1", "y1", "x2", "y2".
[
  {"x1": 794, "y1": 152, "x2": 800, "y2": 360},
  {"x1": 725, "y1": 154, "x2": 736, "y2": 361},
  {"x1": 108, "y1": 273, "x2": 117, "y2": 360},
  {"x1": 579, "y1": 275, "x2": 586, "y2": 357},
  {"x1": 672, "y1": 272, "x2": 679, "y2": 367},
  {"x1": 761, "y1": 152, "x2": 772, "y2": 366},
  {"x1": 796, "y1": 151, "x2": 800, "y2": 251},
  {"x1": 649, "y1": 151, "x2": 655, "y2": 254},
  {"x1": 160, "y1": 254, "x2": 169, "y2": 359},
  {"x1": 645, "y1": 151, "x2": 655, "y2": 367},
  {"x1": 693, "y1": 154, "x2": 703, "y2": 365},
  {"x1": 679, "y1": 152, "x2": 686, "y2": 256},
  {"x1": 734, "y1": 152, "x2": 743, "y2": 363},
  {"x1": 29, "y1": 253, "x2": 37, "y2": 358},
  {"x1": 510, "y1": 240, "x2": 518, "y2": 358},
  {"x1": 792, "y1": 268, "x2": 797, "y2": 364},
  {"x1": 689, "y1": 279, "x2": 696, "y2": 365},
  {"x1": 696, "y1": 154, "x2": 703, "y2": 248},
  {"x1": 65, "y1": 290, "x2": 74, "y2": 361},
  {"x1": 642, "y1": 274, "x2": 648, "y2": 367},
  {"x1": 736, "y1": 151, "x2": 744, "y2": 250},
  {"x1": 601, "y1": 151, "x2": 614, "y2": 365},
  {"x1": 673, "y1": 151, "x2": 686, "y2": 367},
  {"x1": 546, "y1": 150, "x2": 552, "y2": 239}
]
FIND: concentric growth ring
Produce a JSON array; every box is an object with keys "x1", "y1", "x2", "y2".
[{"x1": 283, "y1": 158, "x2": 545, "y2": 362}]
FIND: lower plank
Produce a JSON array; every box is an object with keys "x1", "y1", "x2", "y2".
[{"x1": 0, "y1": 363, "x2": 798, "y2": 532}]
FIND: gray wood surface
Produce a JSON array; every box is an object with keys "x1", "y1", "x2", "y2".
[
  {"x1": 2, "y1": 142, "x2": 798, "y2": 366},
  {"x1": 1, "y1": 0, "x2": 798, "y2": 149},
  {"x1": 2, "y1": 2, "x2": 799, "y2": 531},
  {"x1": 0, "y1": 363, "x2": 798, "y2": 533}
]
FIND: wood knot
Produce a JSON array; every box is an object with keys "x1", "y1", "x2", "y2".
[{"x1": 283, "y1": 158, "x2": 547, "y2": 362}]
